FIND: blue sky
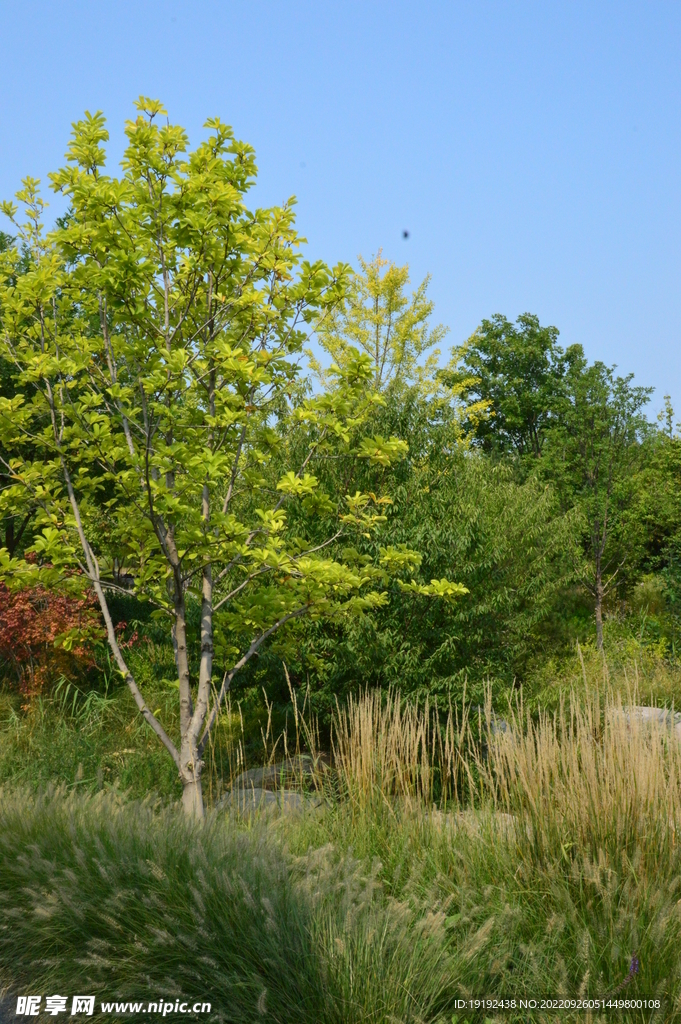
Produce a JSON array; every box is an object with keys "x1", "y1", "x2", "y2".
[{"x1": 2, "y1": 1, "x2": 680, "y2": 418}]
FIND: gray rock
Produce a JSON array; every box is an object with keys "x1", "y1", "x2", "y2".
[
  {"x1": 216, "y1": 759, "x2": 326, "y2": 818},
  {"x1": 0, "y1": 994, "x2": 13, "y2": 1024},
  {"x1": 475, "y1": 709, "x2": 512, "y2": 761},
  {"x1": 473, "y1": 707, "x2": 510, "y2": 736},
  {"x1": 608, "y1": 705, "x2": 681, "y2": 740},
  {"x1": 430, "y1": 807, "x2": 529, "y2": 839},
  {"x1": 220, "y1": 786, "x2": 307, "y2": 814},
  {"x1": 229, "y1": 754, "x2": 327, "y2": 794}
]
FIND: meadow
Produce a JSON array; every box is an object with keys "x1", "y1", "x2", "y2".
[{"x1": 2, "y1": 651, "x2": 681, "y2": 1023}]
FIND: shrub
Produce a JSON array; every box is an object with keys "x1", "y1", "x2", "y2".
[{"x1": 0, "y1": 582, "x2": 104, "y2": 700}]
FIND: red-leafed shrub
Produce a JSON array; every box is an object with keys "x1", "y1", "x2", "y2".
[
  {"x1": 114, "y1": 620, "x2": 140, "y2": 650},
  {"x1": 0, "y1": 583, "x2": 104, "y2": 701}
]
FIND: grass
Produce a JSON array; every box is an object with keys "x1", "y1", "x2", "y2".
[
  {"x1": 3, "y1": 664, "x2": 681, "y2": 1021},
  {"x1": 0, "y1": 671, "x2": 292, "y2": 806},
  {"x1": 0, "y1": 786, "x2": 457, "y2": 1024},
  {"x1": 0, "y1": 684, "x2": 182, "y2": 801},
  {"x1": 526, "y1": 612, "x2": 681, "y2": 714}
]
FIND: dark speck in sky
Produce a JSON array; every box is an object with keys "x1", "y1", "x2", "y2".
[{"x1": 402, "y1": 230, "x2": 409, "y2": 239}]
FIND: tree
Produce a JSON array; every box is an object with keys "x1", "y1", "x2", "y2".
[
  {"x1": 309, "y1": 252, "x2": 448, "y2": 393},
  {"x1": 290, "y1": 447, "x2": 579, "y2": 707},
  {"x1": 0, "y1": 231, "x2": 34, "y2": 557},
  {"x1": 452, "y1": 313, "x2": 581, "y2": 460},
  {"x1": 544, "y1": 356, "x2": 652, "y2": 649},
  {"x1": 0, "y1": 100, "x2": 463, "y2": 817},
  {"x1": 273, "y1": 274, "x2": 575, "y2": 706},
  {"x1": 628, "y1": 400, "x2": 681, "y2": 626}
]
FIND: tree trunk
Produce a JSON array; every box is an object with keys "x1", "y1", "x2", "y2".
[
  {"x1": 5, "y1": 518, "x2": 14, "y2": 557},
  {"x1": 176, "y1": 564, "x2": 212, "y2": 823},
  {"x1": 595, "y1": 568, "x2": 604, "y2": 651},
  {"x1": 181, "y1": 767, "x2": 204, "y2": 819},
  {"x1": 179, "y1": 708, "x2": 204, "y2": 820},
  {"x1": 174, "y1": 588, "x2": 205, "y2": 820}
]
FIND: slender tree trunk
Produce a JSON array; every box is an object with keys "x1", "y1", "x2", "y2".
[
  {"x1": 181, "y1": 772, "x2": 204, "y2": 818},
  {"x1": 186, "y1": 339, "x2": 215, "y2": 819},
  {"x1": 198, "y1": 561, "x2": 213, "y2": 699},
  {"x1": 5, "y1": 519, "x2": 14, "y2": 558},
  {"x1": 595, "y1": 565, "x2": 604, "y2": 651},
  {"x1": 174, "y1": 587, "x2": 205, "y2": 820},
  {"x1": 195, "y1": 481, "x2": 214, "y2": 731}
]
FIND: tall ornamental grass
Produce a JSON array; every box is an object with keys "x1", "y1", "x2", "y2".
[{"x1": 3, "y1": 685, "x2": 681, "y2": 1021}]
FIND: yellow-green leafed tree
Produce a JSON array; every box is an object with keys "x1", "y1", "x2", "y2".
[
  {"x1": 310, "y1": 253, "x2": 489, "y2": 444},
  {"x1": 310, "y1": 252, "x2": 447, "y2": 392},
  {"x1": 0, "y1": 102, "x2": 465, "y2": 818}
]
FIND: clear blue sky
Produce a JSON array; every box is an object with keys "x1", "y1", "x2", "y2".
[{"x1": 2, "y1": 1, "x2": 680, "y2": 418}]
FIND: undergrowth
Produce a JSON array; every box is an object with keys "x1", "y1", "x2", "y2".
[{"x1": 3, "y1": 676, "x2": 681, "y2": 1021}]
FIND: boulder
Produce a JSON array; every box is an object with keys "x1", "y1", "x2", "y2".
[
  {"x1": 219, "y1": 786, "x2": 309, "y2": 815},
  {"x1": 228, "y1": 753, "x2": 328, "y2": 794},
  {"x1": 607, "y1": 705, "x2": 681, "y2": 740},
  {"x1": 430, "y1": 807, "x2": 528, "y2": 839},
  {"x1": 217, "y1": 754, "x2": 328, "y2": 818},
  {"x1": 475, "y1": 710, "x2": 511, "y2": 761},
  {"x1": 473, "y1": 708, "x2": 510, "y2": 736},
  {"x1": 0, "y1": 994, "x2": 13, "y2": 1024}
]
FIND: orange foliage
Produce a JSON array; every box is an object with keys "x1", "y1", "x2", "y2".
[{"x1": 0, "y1": 583, "x2": 104, "y2": 701}]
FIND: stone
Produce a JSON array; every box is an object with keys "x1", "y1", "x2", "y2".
[
  {"x1": 475, "y1": 710, "x2": 512, "y2": 761},
  {"x1": 430, "y1": 808, "x2": 523, "y2": 838},
  {"x1": 228, "y1": 753, "x2": 328, "y2": 794},
  {"x1": 0, "y1": 994, "x2": 13, "y2": 1024},
  {"x1": 473, "y1": 708, "x2": 510, "y2": 735},
  {"x1": 219, "y1": 786, "x2": 308, "y2": 815},
  {"x1": 216, "y1": 754, "x2": 328, "y2": 818},
  {"x1": 607, "y1": 705, "x2": 681, "y2": 740}
]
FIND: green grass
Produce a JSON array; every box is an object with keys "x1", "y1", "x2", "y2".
[
  {"x1": 0, "y1": 786, "x2": 456, "y2": 1024},
  {"x1": 0, "y1": 784, "x2": 675, "y2": 1024},
  {"x1": 524, "y1": 629, "x2": 681, "y2": 714},
  {"x1": 0, "y1": 674, "x2": 282, "y2": 807},
  {"x1": 5, "y1": 637, "x2": 681, "y2": 1022},
  {"x1": 3, "y1": 682, "x2": 681, "y2": 1022},
  {"x1": 0, "y1": 685, "x2": 182, "y2": 801}
]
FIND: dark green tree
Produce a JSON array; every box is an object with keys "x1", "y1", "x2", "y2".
[
  {"x1": 267, "y1": 282, "x2": 579, "y2": 707},
  {"x1": 544, "y1": 356, "x2": 652, "y2": 649},
  {"x1": 452, "y1": 313, "x2": 582, "y2": 460},
  {"x1": 628, "y1": 400, "x2": 681, "y2": 632}
]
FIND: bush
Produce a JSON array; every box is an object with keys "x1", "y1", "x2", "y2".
[{"x1": 0, "y1": 581, "x2": 104, "y2": 701}]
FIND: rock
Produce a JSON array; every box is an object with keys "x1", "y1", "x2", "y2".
[
  {"x1": 216, "y1": 754, "x2": 328, "y2": 818},
  {"x1": 489, "y1": 716, "x2": 510, "y2": 735},
  {"x1": 607, "y1": 706, "x2": 681, "y2": 740},
  {"x1": 218, "y1": 787, "x2": 323, "y2": 819},
  {"x1": 473, "y1": 708, "x2": 510, "y2": 735},
  {"x1": 431, "y1": 808, "x2": 522, "y2": 837},
  {"x1": 228, "y1": 754, "x2": 328, "y2": 794},
  {"x1": 475, "y1": 710, "x2": 512, "y2": 761},
  {"x1": 219, "y1": 786, "x2": 309, "y2": 815},
  {"x1": 0, "y1": 994, "x2": 13, "y2": 1024}
]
